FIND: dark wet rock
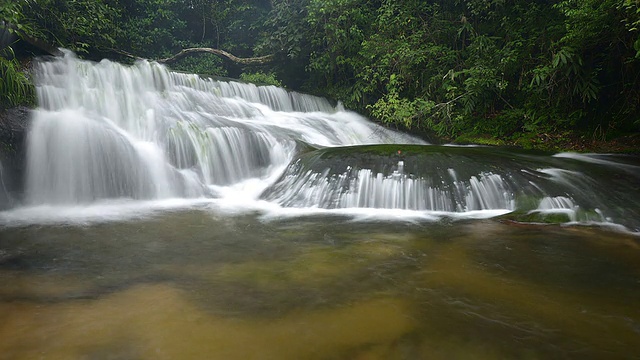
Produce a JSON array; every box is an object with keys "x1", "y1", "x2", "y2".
[{"x1": 0, "y1": 106, "x2": 30, "y2": 209}]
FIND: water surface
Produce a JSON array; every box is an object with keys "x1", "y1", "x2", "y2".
[{"x1": 1, "y1": 212, "x2": 639, "y2": 359}]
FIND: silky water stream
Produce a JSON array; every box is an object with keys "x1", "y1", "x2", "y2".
[{"x1": 0, "y1": 53, "x2": 639, "y2": 359}]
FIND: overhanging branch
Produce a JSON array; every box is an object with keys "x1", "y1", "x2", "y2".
[{"x1": 157, "y1": 48, "x2": 274, "y2": 65}]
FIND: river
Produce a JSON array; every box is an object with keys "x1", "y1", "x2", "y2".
[{"x1": 0, "y1": 52, "x2": 639, "y2": 359}]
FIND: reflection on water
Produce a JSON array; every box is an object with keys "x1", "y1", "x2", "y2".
[{"x1": 1, "y1": 212, "x2": 639, "y2": 359}]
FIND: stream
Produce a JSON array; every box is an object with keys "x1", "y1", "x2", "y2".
[{"x1": 0, "y1": 52, "x2": 639, "y2": 359}]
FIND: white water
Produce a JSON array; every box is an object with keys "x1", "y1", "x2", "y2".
[
  {"x1": 533, "y1": 196, "x2": 580, "y2": 222},
  {"x1": 3, "y1": 53, "x2": 446, "y2": 223},
  {"x1": 2, "y1": 53, "x2": 638, "y2": 230},
  {"x1": 267, "y1": 161, "x2": 515, "y2": 212},
  {"x1": 24, "y1": 53, "x2": 420, "y2": 204}
]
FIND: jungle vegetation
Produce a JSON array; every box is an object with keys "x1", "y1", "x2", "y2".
[{"x1": 2, "y1": 0, "x2": 640, "y2": 146}]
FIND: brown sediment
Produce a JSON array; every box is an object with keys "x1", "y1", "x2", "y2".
[
  {"x1": 0, "y1": 284, "x2": 415, "y2": 360},
  {"x1": 0, "y1": 271, "x2": 176, "y2": 303},
  {"x1": 0, "y1": 272, "x2": 91, "y2": 301},
  {"x1": 419, "y1": 241, "x2": 640, "y2": 354}
]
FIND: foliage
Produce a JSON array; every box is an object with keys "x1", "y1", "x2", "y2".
[
  {"x1": 0, "y1": 1, "x2": 34, "y2": 108},
  {"x1": 273, "y1": 0, "x2": 640, "y2": 140},
  {"x1": 239, "y1": 71, "x2": 282, "y2": 87},
  {"x1": 621, "y1": 0, "x2": 640, "y2": 58},
  {"x1": 305, "y1": 0, "x2": 374, "y2": 88},
  {"x1": 168, "y1": 52, "x2": 227, "y2": 77},
  {"x1": 114, "y1": 0, "x2": 187, "y2": 58},
  {"x1": 17, "y1": 0, "x2": 120, "y2": 55},
  {"x1": 3, "y1": 0, "x2": 639, "y2": 142},
  {"x1": 0, "y1": 51, "x2": 33, "y2": 108},
  {"x1": 0, "y1": 1, "x2": 35, "y2": 36},
  {"x1": 255, "y1": 0, "x2": 307, "y2": 59}
]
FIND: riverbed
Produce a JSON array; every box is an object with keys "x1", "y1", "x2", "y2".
[{"x1": 1, "y1": 210, "x2": 639, "y2": 359}]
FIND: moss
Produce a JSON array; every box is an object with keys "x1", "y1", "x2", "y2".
[
  {"x1": 498, "y1": 211, "x2": 572, "y2": 224},
  {"x1": 311, "y1": 144, "x2": 510, "y2": 160},
  {"x1": 447, "y1": 130, "x2": 640, "y2": 154},
  {"x1": 514, "y1": 195, "x2": 542, "y2": 213},
  {"x1": 453, "y1": 135, "x2": 507, "y2": 147}
]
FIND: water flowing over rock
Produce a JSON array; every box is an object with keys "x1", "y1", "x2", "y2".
[
  {"x1": 262, "y1": 145, "x2": 640, "y2": 231},
  {"x1": 1, "y1": 52, "x2": 639, "y2": 233},
  {"x1": 25, "y1": 52, "x2": 421, "y2": 205}
]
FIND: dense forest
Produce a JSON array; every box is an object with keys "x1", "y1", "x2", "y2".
[{"x1": 2, "y1": 0, "x2": 640, "y2": 147}]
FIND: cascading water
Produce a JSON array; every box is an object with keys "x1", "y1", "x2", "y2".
[
  {"x1": 263, "y1": 160, "x2": 515, "y2": 212},
  {"x1": 262, "y1": 145, "x2": 640, "y2": 231},
  {"x1": 1, "y1": 52, "x2": 639, "y2": 233},
  {"x1": 24, "y1": 52, "x2": 422, "y2": 206}
]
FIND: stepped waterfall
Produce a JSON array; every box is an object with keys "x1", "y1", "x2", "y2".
[
  {"x1": 1, "y1": 53, "x2": 639, "y2": 232},
  {"x1": 24, "y1": 53, "x2": 421, "y2": 205}
]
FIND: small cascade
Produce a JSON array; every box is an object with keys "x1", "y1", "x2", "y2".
[
  {"x1": 538, "y1": 196, "x2": 577, "y2": 211},
  {"x1": 261, "y1": 145, "x2": 640, "y2": 231},
  {"x1": 262, "y1": 145, "x2": 547, "y2": 213},
  {"x1": 266, "y1": 160, "x2": 515, "y2": 212},
  {"x1": 211, "y1": 81, "x2": 335, "y2": 112},
  {"x1": 526, "y1": 195, "x2": 611, "y2": 224},
  {"x1": 534, "y1": 196, "x2": 580, "y2": 222}
]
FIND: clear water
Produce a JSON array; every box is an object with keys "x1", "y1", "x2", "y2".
[{"x1": 1, "y1": 213, "x2": 639, "y2": 359}]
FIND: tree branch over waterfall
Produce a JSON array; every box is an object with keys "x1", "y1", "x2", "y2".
[{"x1": 156, "y1": 48, "x2": 275, "y2": 66}]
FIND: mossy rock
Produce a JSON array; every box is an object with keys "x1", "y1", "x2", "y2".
[{"x1": 498, "y1": 211, "x2": 573, "y2": 224}]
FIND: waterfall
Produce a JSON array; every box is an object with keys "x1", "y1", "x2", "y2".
[
  {"x1": 2, "y1": 52, "x2": 637, "y2": 232},
  {"x1": 25, "y1": 52, "x2": 422, "y2": 205}
]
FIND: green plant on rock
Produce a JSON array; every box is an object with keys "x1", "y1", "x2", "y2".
[
  {"x1": 0, "y1": 49, "x2": 34, "y2": 108},
  {"x1": 170, "y1": 52, "x2": 227, "y2": 77},
  {"x1": 239, "y1": 71, "x2": 282, "y2": 87}
]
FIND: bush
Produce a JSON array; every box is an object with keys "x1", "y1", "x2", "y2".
[{"x1": 239, "y1": 71, "x2": 282, "y2": 87}]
